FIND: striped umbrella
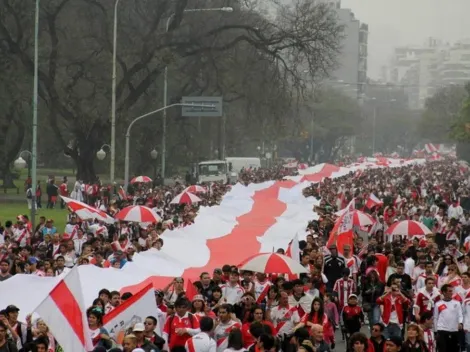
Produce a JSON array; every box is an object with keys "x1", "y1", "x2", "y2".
[
  {"x1": 385, "y1": 220, "x2": 432, "y2": 237},
  {"x1": 130, "y1": 176, "x2": 152, "y2": 184},
  {"x1": 115, "y1": 205, "x2": 161, "y2": 223},
  {"x1": 184, "y1": 185, "x2": 207, "y2": 194},
  {"x1": 238, "y1": 253, "x2": 308, "y2": 275},
  {"x1": 61, "y1": 196, "x2": 114, "y2": 224},
  {"x1": 170, "y1": 191, "x2": 202, "y2": 205}
]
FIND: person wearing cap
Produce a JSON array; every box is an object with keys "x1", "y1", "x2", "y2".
[
  {"x1": 4, "y1": 305, "x2": 27, "y2": 350},
  {"x1": 342, "y1": 294, "x2": 364, "y2": 336},
  {"x1": 27, "y1": 257, "x2": 45, "y2": 277},
  {"x1": 385, "y1": 336, "x2": 403, "y2": 352},
  {"x1": 0, "y1": 320, "x2": 18, "y2": 352},
  {"x1": 323, "y1": 244, "x2": 346, "y2": 292},
  {"x1": 132, "y1": 323, "x2": 158, "y2": 352},
  {"x1": 12, "y1": 217, "x2": 31, "y2": 248}
]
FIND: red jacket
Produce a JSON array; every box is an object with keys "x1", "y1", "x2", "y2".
[{"x1": 376, "y1": 293, "x2": 409, "y2": 326}]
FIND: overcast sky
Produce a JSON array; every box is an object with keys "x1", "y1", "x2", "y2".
[{"x1": 341, "y1": 0, "x2": 470, "y2": 78}]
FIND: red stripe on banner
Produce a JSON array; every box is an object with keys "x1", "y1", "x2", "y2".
[
  {"x1": 183, "y1": 180, "x2": 295, "y2": 278},
  {"x1": 103, "y1": 283, "x2": 153, "y2": 324},
  {"x1": 50, "y1": 280, "x2": 86, "y2": 346}
]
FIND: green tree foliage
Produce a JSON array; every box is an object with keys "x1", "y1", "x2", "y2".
[
  {"x1": 420, "y1": 85, "x2": 467, "y2": 143},
  {"x1": 0, "y1": 0, "x2": 344, "y2": 182}
]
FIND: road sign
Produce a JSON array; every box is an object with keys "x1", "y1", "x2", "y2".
[{"x1": 182, "y1": 96, "x2": 223, "y2": 117}]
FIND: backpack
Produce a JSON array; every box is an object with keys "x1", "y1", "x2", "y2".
[{"x1": 167, "y1": 313, "x2": 194, "y2": 345}]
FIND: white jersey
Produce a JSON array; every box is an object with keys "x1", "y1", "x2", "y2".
[
  {"x1": 219, "y1": 283, "x2": 245, "y2": 305},
  {"x1": 63, "y1": 223, "x2": 79, "y2": 241},
  {"x1": 185, "y1": 332, "x2": 217, "y2": 352},
  {"x1": 254, "y1": 280, "x2": 271, "y2": 302},
  {"x1": 270, "y1": 305, "x2": 300, "y2": 336},
  {"x1": 214, "y1": 320, "x2": 241, "y2": 352},
  {"x1": 12, "y1": 227, "x2": 30, "y2": 247}
]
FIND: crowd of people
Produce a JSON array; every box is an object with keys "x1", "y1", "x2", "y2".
[{"x1": 0, "y1": 159, "x2": 469, "y2": 352}]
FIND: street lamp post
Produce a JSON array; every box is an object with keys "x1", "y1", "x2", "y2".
[
  {"x1": 110, "y1": 0, "x2": 121, "y2": 184},
  {"x1": 162, "y1": 7, "x2": 233, "y2": 181},
  {"x1": 30, "y1": 0, "x2": 40, "y2": 230},
  {"x1": 96, "y1": 144, "x2": 111, "y2": 161},
  {"x1": 124, "y1": 103, "x2": 210, "y2": 189},
  {"x1": 150, "y1": 149, "x2": 158, "y2": 181}
]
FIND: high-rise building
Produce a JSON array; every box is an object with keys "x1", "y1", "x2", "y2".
[
  {"x1": 386, "y1": 37, "x2": 470, "y2": 109},
  {"x1": 325, "y1": 2, "x2": 368, "y2": 101}
]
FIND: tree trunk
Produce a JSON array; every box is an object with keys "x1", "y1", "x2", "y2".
[
  {"x1": 0, "y1": 113, "x2": 25, "y2": 188},
  {"x1": 73, "y1": 139, "x2": 98, "y2": 183}
]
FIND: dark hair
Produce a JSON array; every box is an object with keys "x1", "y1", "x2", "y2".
[
  {"x1": 373, "y1": 323, "x2": 385, "y2": 332},
  {"x1": 35, "y1": 336, "x2": 50, "y2": 348},
  {"x1": 0, "y1": 321, "x2": 7, "y2": 330},
  {"x1": 249, "y1": 321, "x2": 265, "y2": 339},
  {"x1": 420, "y1": 311, "x2": 433, "y2": 324},
  {"x1": 247, "y1": 306, "x2": 264, "y2": 323},
  {"x1": 98, "y1": 289, "x2": 111, "y2": 298},
  {"x1": 258, "y1": 334, "x2": 275, "y2": 350},
  {"x1": 174, "y1": 297, "x2": 190, "y2": 308},
  {"x1": 92, "y1": 298, "x2": 105, "y2": 308},
  {"x1": 424, "y1": 277, "x2": 435, "y2": 284},
  {"x1": 0, "y1": 259, "x2": 9, "y2": 266},
  {"x1": 86, "y1": 306, "x2": 104, "y2": 325},
  {"x1": 307, "y1": 297, "x2": 324, "y2": 323},
  {"x1": 227, "y1": 328, "x2": 244, "y2": 350},
  {"x1": 199, "y1": 317, "x2": 214, "y2": 333},
  {"x1": 146, "y1": 316, "x2": 157, "y2": 326},
  {"x1": 441, "y1": 284, "x2": 452, "y2": 293},
  {"x1": 199, "y1": 272, "x2": 210, "y2": 279},
  {"x1": 110, "y1": 291, "x2": 120, "y2": 298},
  {"x1": 349, "y1": 332, "x2": 369, "y2": 351},
  {"x1": 219, "y1": 303, "x2": 232, "y2": 314},
  {"x1": 121, "y1": 292, "x2": 133, "y2": 301}
]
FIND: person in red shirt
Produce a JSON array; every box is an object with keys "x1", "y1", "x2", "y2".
[
  {"x1": 241, "y1": 307, "x2": 275, "y2": 347},
  {"x1": 59, "y1": 177, "x2": 68, "y2": 209},
  {"x1": 163, "y1": 297, "x2": 200, "y2": 349}
]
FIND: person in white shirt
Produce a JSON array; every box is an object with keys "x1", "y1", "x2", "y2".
[
  {"x1": 268, "y1": 291, "x2": 300, "y2": 340},
  {"x1": 434, "y1": 284, "x2": 463, "y2": 351},
  {"x1": 185, "y1": 316, "x2": 216, "y2": 352},
  {"x1": 448, "y1": 200, "x2": 463, "y2": 220},
  {"x1": 404, "y1": 250, "x2": 415, "y2": 277},
  {"x1": 220, "y1": 271, "x2": 245, "y2": 305},
  {"x1": 213, "y1": 304, "x2": 241, "y2": 352}
]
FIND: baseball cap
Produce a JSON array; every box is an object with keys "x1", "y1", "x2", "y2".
[
  {"x1": 348, "y1": 294, "x2": 358, "y2": 299},
  {"x1": 213, "y1": 268, "x2": 222, "y2": 274},
  {"x1": 192, "y1": 294, "x2": 205, "y2": 302},
  {"x1": 5, "y1": 305, "x2": 20, "y2": 313},
  {"x1": 132, "y1": 323, "x2": 145, "y2": 332},
  {"x1": 28, "y1": 257, "x2": 38, "y2": 265}
]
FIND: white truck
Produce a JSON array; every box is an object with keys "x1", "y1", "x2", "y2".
[{"x1": 197, "y1": 157, "x2": 261, "y2": 184}]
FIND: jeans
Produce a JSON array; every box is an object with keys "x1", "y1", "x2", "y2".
[
  {"x1": 367, "y1": 304, "x2": 381, "y2": 328},
  {"x1": 465, "y1": 331, "x2": 470, "y2": 352},
  {"x1": 384, "y1": 323, "x2": 402, "y2": 339}
]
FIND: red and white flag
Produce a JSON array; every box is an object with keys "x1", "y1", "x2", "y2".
[
  {"x1": 35, "y1": 267, "x2": 93, "y2": 352},
  {"x1": 103, "y1": 284, "x2": 157, "y2": 345},
  {"x1": 118, "y1": 186, "x2": 127, "y2": 201},
  {"x1": 327, "y1": 199, "x2": 355, "y2": 254},
  {"x1": 365, "y1": 193, "x2": 383, "y2": 209},
  {"x1": 286, "y1": 233, "x2": 300, "y2": 261},
  {"x1": 286, "y1": 233, "x2": 301, "y2": 280}
]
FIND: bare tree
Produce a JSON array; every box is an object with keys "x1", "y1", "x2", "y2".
[{"x1": 0, "y1": 0, "x2": 342, "y2": 181}]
